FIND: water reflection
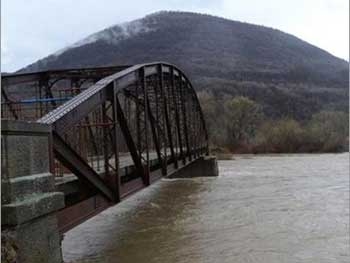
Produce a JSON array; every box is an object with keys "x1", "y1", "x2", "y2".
[{"x1": 63, "y1": 154, "x2": 349, "y2": 263}]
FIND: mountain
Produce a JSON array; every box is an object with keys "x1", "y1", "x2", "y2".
[{"x1": 19, "y1": 11, "x2": 349, "y2": 119}]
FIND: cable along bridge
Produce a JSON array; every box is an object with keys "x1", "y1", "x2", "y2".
[{"x1": 1, "y1": 62, "x2": 212, "y2": 232}]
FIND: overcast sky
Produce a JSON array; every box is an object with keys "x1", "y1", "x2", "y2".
[{"x1": 1, "y1": 0, "x2": 349, "y2": 72}]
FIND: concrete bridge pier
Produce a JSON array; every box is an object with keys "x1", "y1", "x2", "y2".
[
  {"x1": 1, "y1": 120, "x2": 64, "y2": 263},
  {"x1": 168, "y1": 156, "x2": 218, "y2": 178}
]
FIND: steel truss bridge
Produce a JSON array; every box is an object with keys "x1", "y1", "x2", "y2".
[{"x1": 1, "y1": 62, "x2": 209, "y2": 232}]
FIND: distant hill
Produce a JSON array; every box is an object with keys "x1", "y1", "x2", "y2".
[{"x1": 19, "y1": 11, "x2": 349, "y2": 119}]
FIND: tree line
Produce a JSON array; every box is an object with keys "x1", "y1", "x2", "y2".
[{"x1": 198, "y1": 91, "x2": 349, "y2": 154}]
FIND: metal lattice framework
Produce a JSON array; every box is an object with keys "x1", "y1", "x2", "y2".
[
  {"x1": 39, "y1": 62, "x2": 208, "y2": 197},
  {"x1": 1, "y1": 62, "x2": 209, "y2": 231},
  {"x1": 1, "y1": 65, "x2": 130, "y2": 120}
]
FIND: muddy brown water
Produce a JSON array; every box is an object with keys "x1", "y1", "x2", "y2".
[{"x1": 63, "y1": 153, "x2": 349, "y2": 263}]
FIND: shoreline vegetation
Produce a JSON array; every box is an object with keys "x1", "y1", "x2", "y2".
[
  {"x1": 199, "y1": 95, "x2": 349, "y2": 156},
  {"x1": 212, "y1": 149, "x2": 349, "y2": 161}
]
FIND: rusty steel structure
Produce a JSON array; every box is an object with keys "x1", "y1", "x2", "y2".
[{"x1": 1, "y1": 62, "x2": 209, "y2": 232}]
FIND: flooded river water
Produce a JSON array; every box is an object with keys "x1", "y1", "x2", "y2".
[{"x1": 63, "y1": 153, "x2": 349, "y2": 263}]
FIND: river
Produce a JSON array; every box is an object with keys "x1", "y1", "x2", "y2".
[{"x1": 62, "y1": 153, "x2": 349, "y2": 263}]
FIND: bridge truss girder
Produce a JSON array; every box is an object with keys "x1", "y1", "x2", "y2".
[
  {"x1": 38, "y1": 62, "x2": 208, "y2": 200},
  {"x1": 2, "y1": 62, "x2": 209, "y2": 232}
]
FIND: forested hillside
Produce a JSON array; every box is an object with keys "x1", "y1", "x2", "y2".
[{"x1": 19, "y1": 11, "x2": 349, "y2": 152}]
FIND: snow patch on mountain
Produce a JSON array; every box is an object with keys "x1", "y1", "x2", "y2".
[{"x1": 54, "y1": 19, "x2": 153, "y2": 56}]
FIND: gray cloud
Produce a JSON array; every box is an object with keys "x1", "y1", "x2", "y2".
[{"x1": 1, "y1": 0, "x2": 348, "y2": 72}]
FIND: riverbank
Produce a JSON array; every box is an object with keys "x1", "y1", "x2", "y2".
[{"x1": 211, "y1": 144, "x2": 349, "y2": 159}]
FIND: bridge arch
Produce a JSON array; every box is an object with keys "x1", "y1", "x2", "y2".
[{"x1": 36, "y1": 62, "x2": 209, "y2": 207}]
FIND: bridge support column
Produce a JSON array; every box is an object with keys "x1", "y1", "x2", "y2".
[
  {"x1": 167, "y1": 156, "x2": 218, "y2": 178},
  {"x1": 1, "y1": 120, "x2": 64, "y2": 263}
]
